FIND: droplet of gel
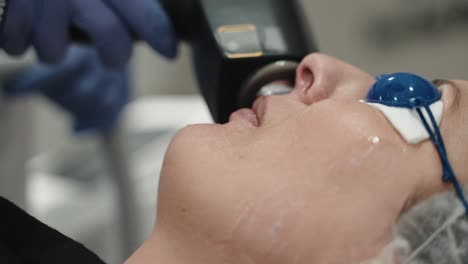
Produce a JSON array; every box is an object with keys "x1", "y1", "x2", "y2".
[{"x1": 368, "y1": 136, "x2": 380, "y2": 145}]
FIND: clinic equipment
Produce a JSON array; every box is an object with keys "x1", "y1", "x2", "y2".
[
  {"x1": 365, "y1": 73, "x2": 468, "y2": 214},
  {"x1": 72, "y1": 0, "x2": 316, "y2": 123},
  {"x1": 163, "y1": 0, "x2": 315, "y2": 122}
]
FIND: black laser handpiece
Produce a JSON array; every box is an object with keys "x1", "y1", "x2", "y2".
[{"x1": 71, "y1": 0, "x2": 317, "y2": 123}]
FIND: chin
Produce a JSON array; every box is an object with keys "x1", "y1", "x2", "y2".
[
  {"x1": 170, "y1": 123, "x2": 220, "y2": 149},
  {"x1": 161, "y1": 123, "x2": 222, "y2": 172}
]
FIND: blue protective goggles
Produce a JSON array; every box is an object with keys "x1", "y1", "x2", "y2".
[{"x1": 367, "y1": 73, "x2": 468, "y2": 214}]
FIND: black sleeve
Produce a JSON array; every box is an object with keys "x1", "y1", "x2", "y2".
[{"x1": 0, "y1": 197, "x2": 106, "y2": 264}]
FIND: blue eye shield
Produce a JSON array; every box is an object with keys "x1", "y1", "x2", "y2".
[{"x1": 367, "y1": 73, "x2": 468, "y2": 214}]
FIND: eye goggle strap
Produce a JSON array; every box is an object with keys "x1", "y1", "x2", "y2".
[{"x1": 414, "y1": 104, "x2": 468, "y2": 214}]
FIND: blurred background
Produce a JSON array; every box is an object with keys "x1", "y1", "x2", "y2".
[{"x1": 0, "y1": 0, "x2": 468, "y2": 263}]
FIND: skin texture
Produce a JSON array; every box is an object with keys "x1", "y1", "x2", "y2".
[{"x1": 126, "y1": 53, "x2": 468, "y2": 264}]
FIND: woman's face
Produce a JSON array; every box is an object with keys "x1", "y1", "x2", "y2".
[{"x1": 155, "y1": 54, "x2": 468, "y2": 263}]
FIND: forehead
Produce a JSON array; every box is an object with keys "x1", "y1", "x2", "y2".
[
  {"x1": 453, "y1": 81, "x2": 468, "y2": 135},
  {"x1": 443, "y1": 80, "x2": 468, "y2": 126},
  {"x1": 453, "y1": 80, "x2": 468, "y2": 110}
]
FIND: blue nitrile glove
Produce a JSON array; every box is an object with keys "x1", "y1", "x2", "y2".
[
  {"x1": 0, "y1": 0, "x2": 177, "y2": 67},
  {"x1": 3, "y1": 46, "x2": 130, "y2": 133}
]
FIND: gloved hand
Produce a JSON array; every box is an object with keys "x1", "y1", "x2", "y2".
[
  {"x1": 3, "y1": 46, "x2": 130, "y2": 133},
  {"x1": 0, "y1": 0, "x2": 177, "y2": 67}
]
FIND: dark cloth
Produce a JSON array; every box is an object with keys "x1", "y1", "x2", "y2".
[{"x1": 0, "y1": 197, "x2": 105, "y2": 264}]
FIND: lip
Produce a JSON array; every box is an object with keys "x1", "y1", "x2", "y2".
[
  {"x1": 229, "y1": 108, "x2": 259, "y2": 127},
  {"x1": 252, "y1": 96, "x2": 267, "y2": 125}
]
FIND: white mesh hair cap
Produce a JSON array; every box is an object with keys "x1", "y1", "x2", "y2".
[{"x1": 369, "y1": 186, "x2": 468, "y2": 263}]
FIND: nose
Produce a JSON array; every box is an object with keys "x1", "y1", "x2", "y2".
[{"x1": 294, "y1": 53, "x2": 375, "y2": 105}]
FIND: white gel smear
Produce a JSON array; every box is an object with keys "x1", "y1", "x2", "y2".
[{"x1": 362, "y1": 101, "x2": 443, "y2": 144}]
